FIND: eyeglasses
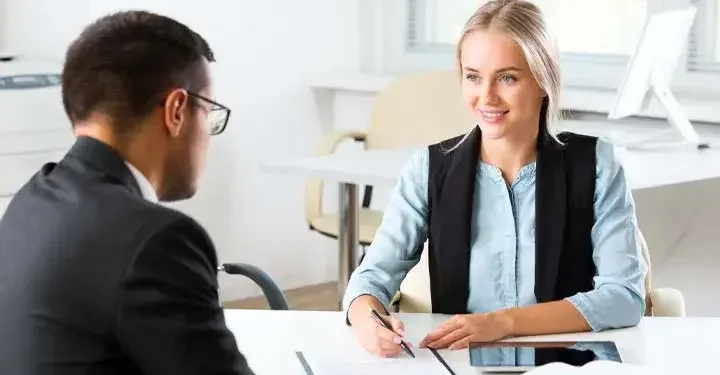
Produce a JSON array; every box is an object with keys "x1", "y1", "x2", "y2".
[{"x1": 186, "y1": 91, "x2": 231, "y2": 136}]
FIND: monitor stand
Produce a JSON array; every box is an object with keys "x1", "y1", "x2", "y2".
[{"x1": 617, "y1": 83, "x2": 710, "y2": 151}]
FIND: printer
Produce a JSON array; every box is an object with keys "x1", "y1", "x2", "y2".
[
  {"x1": 0, "y1": 53, "x2": 66, "y2": 134},
  {"x1": 0, "y1": 53, "x2": 73, "y2": 206}
]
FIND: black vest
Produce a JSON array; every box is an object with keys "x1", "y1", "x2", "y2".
[{"x1": 426, "y1": 127, "x2": 599, "y2": 365}]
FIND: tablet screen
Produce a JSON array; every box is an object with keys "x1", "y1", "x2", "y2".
[{"x1": 468, "y1": 341, "x2": 622, "y2": 372}]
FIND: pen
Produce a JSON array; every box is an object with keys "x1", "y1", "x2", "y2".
[{"x1": 369, "y1": 308, "x2": 415, "y2": 358}]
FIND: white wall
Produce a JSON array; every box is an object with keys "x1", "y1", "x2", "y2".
[
  {"x1": 0, "y1": 0, "x2": 5, "y2": 51},
  {"x1": 3, "y1": 0, "x2": 370, "y2": 301}
]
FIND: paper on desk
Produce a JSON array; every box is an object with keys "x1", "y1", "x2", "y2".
[
  {"x1": 524, "y1": 360, "x2": 668, "y2": 375},
  {"x1": 298, "y1": 347, "x2": 453, "y2": 375}
]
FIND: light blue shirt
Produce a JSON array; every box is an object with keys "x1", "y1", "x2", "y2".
[{"x1": 342, "y1": 138, "x2": 647, "y2": 363}]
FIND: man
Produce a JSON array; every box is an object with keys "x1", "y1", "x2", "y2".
[{"x1": 0, "y1": 10, "x2": 255, "y2": 375}]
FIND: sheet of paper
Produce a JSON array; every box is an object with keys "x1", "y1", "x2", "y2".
[
  {"x1": 524, "y1": 360, "x2": 668, "y2": 375},
  {"x1": 299, "y1": 347, "x2": 453, "y2": 375}
]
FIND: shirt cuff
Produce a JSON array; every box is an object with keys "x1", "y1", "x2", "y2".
[
  {"x1": 565, "y1": 293, "x2": 603, "y2": 332},
  {"x1": 343, "y1": 286, "x2": 392, "y2": 326}
]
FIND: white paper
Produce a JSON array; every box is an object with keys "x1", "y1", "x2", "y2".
[
  {"x1": 524, "y1": 360, "x2": 668, "y2": 375},
  {"x1": 300, "y1": 347, "x2": 453, "y2": 375}
]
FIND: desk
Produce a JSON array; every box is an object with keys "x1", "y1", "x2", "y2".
[
  {"x1": 260, "y1": 119, "x2": 720, "y2": 299},
  {"x1": 225, "y1": 309, "x2": 720, "y2": 374}
]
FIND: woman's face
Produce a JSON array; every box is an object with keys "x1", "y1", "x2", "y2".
[{"x1": 459, "y1": 30, "x2": 546, "y2": 141}]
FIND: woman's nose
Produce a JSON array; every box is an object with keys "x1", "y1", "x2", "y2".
[{"x1": 479, "y1": 82, "x2": 500, "y2": 105}]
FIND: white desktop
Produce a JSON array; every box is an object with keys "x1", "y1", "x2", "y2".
[{"x1": 607, "y1": 6, "x2": 709, "y2": 151}]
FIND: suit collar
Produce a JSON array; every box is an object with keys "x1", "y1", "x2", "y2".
[{"x1": 66, "y1": 136, "x2": 143, "y2": 198}]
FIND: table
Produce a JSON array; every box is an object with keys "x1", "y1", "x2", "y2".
[
  {"x1": 225, "y1": 309, "x2": 720, "y2": 374},
  {"x1": 260, "y1": 119, "x2": 720, "y2": 299}
]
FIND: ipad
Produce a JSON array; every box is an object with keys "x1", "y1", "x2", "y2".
[{"x1": 468, "y1": 341, "x2": 622, "y2": 373}]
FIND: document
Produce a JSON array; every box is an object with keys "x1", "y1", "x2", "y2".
[
  {"x1": 296, "y1": 347, "x2": 455, "y2": 375},
  {"x1": 524, "y1": 360, "x2": 667, "y2": 375}
]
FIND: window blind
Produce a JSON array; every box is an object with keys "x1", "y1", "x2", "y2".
[
  {"x1": 406, "y1": 0, "x2": 421, "y2": 49},
  {"x1": 686, "y1": 0, "x2": 720, "y2": 72}
]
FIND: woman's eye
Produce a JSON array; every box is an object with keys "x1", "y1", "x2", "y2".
[
  {"x1": 500, "y1": 74, "x2": 516, "y2": 83},
  {"x1": 465, "y1": 73, "x2": 480, "y2": 83}
]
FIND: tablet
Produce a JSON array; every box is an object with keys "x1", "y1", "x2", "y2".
[{"x1": 468, "y1": 341, "x2": 622, "y2": 373}]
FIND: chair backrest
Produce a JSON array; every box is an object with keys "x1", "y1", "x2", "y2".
[
  {"x1": 398, "y1": 228, "x2": 655, "y2": 315},
  {"x1": 636, "y1": 228, "x2": 653, "y2": 316},
  {"x1": 363, "y1": 70, "x2": 475, "y2": 150},
  {"x1": 304, "y1": 70, "x2": 475, "y2": 224}
]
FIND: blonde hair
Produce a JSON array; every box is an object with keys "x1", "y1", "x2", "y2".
[{"x1": 448, "y1": 0, "x2": 563, "y2": 150}]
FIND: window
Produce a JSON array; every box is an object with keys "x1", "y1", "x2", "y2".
[
  {"x1": 687, "y1": 0, "x2": 720, "y2": 72},
  {"x1": 415, "y1": 0, "x2": 647, "y2": 58},
  {"x1": 363, "y1": 0, "x2": 720, "y2": 95}
]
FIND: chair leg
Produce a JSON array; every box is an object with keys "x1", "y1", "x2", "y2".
[
  {"x1": 358, "y1": 245, "x2": 367, "y2": 265},
  {"x1": 391, "y1": 300, "x2": 400, "y2": 313}
]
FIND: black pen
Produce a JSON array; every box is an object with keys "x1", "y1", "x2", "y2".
[{"x1": 369, "y1": 308, "x2": 415, "y2": 358}]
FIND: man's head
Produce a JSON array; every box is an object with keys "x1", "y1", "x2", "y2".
[{"x1": 62, "y1": 10, "x2": 229, "y2": 202}]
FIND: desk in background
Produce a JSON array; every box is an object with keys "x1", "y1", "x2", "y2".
[
  {"x1": 225, "y1": 309, "x2": 720, "y2": 374},
  {"x1": 260, "y1": 118, "x2": 720, "y2": 301}
]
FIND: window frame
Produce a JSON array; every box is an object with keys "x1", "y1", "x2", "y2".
[{"x1": 360, "y1": 0, "x2": 720, "y2": 98}]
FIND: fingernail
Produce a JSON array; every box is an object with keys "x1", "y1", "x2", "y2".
[
  {"x1": 393, "y1": 337, "x2": 402, "y2": 344},
  {"x1": 397, "y1": 329, "x2": 405, "y2": 336}
]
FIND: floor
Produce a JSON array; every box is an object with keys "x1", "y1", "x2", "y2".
[{"x1": 223, "y1": 282, "x2": 339, "y2": 311}]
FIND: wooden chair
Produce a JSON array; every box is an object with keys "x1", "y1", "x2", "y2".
[{"x1": 304, "y1": 70, "x2": 473, "y2": 251}]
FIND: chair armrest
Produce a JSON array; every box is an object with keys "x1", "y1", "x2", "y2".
[
  {"x1": 314, "y1": 130, "x2": 367, "y2": 156},
  {"x1": 649, "y1": 288, "x2": 686, "y2": 317},
  {"x1": 306, "y1": 131, "x2": 368, "y2": 222},
  {"x1": 219, "y1": 263, "x2": 290, "y2": 311}
]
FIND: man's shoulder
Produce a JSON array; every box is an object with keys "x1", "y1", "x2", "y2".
[{"x1": 113, "y1": 197, "x2": 212, "y2": 252}]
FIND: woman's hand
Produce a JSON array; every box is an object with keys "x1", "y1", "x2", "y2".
[
  {"x1": 419, "y1": 312, "x2": 513, "y2": 350},
  {"x1": 351, "y1": 309, "x2": 410, "y2": 357}
]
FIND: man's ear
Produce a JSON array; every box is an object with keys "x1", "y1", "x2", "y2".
[{"x1": 162, "y1": 89, "x2": 190, "y2": 138}]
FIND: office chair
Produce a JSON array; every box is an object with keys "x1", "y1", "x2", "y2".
[
  {"x1": 219, "y1": 263, "x2": 290, "y2": 310},
  {"x1": 304, "y1": 70, "x2": 474, "y2": 253},
  {"x1": 390, "y1": 229, "x2": 686, "y2": 317}
]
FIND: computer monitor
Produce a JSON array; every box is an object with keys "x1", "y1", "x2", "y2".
[{"x1": 607, "y1": 6, "x2": 707, "y2": 150}]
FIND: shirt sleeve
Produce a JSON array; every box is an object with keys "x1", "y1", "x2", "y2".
[
  {"x1": 565, "y1": 139, "x2": 647, "y2": 331},
  {"x1": 342, "y1": 148, "x2": 430, "y2": 313}
]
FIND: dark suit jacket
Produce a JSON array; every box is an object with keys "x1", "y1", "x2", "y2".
[{"x1": 0, "y1": 136, "x2": 255, "y2": 375}]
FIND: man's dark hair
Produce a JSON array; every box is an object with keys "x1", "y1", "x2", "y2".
[{"x1": 61, "y1": 10, "x2": 215, "y2": 129}]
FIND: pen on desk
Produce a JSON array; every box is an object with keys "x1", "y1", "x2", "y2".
[{"x1": 369, "y1": 308, "x2": 415, "y2": 358}]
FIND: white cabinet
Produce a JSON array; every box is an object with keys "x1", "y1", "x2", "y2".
[
  {"x1": 0, "y1": 130, "x2": 73, "y2": 217},
  {"x1": 0, "y1": 60, "x2": 70, "y2": 217},
  {"x1": 0, "y1": 197, "x2": 11, "y2": 218}
]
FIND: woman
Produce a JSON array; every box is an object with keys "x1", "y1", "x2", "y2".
[{"x1": 343, "y1": 0, "x2": 646, "y2": 360}]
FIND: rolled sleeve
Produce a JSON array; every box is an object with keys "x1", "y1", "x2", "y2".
[
  {"x1": 342, "y1": 148, "x2": 430, "y2": 313},
  {"x1": 565, "y1": 139, "x2": 646, "y2": 331}
]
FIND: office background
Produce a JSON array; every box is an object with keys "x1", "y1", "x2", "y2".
[{"x1": 1, "y1": 0, "x2": 719, "y2": 316}]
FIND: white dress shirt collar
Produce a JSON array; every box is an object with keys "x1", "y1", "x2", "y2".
[{"x1": 124, "y1": 161, "x2": 158, "y2": 203}]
